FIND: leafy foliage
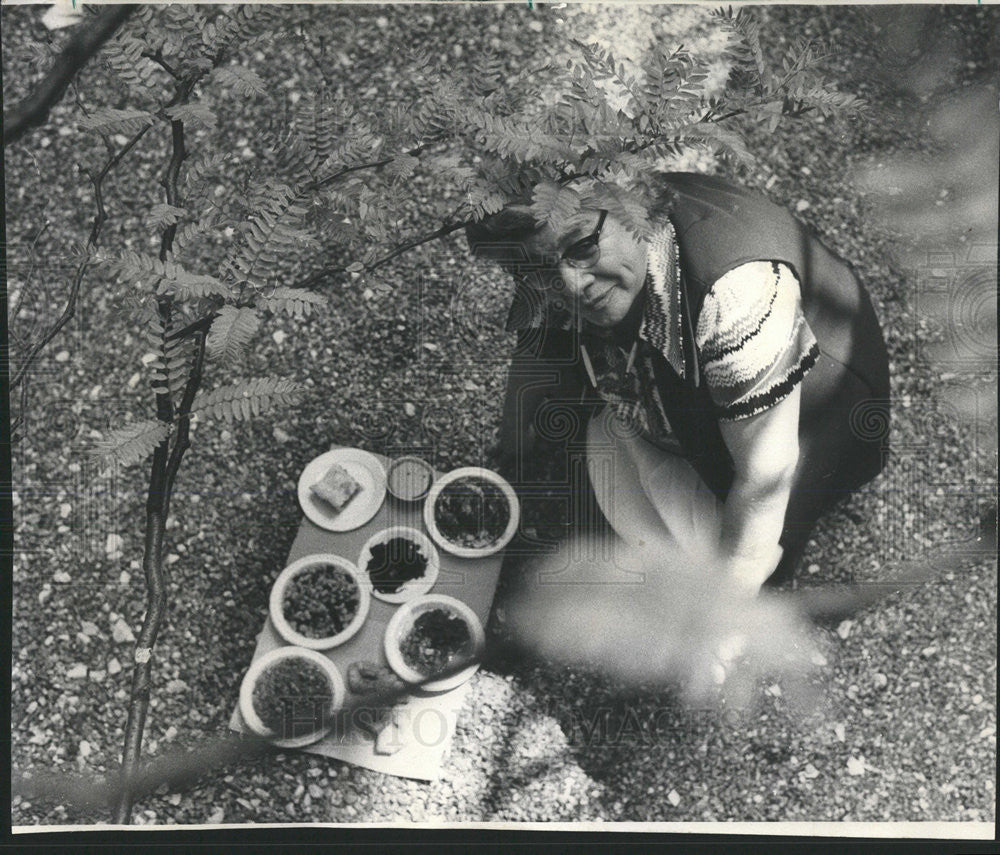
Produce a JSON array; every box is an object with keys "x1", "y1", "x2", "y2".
[
  {"x1": 206, "y1": 305, "x2": 260, "y2": 362},
  {"x1": 211, "y1": 65, "x2": 267, "y2": 97},
  {"x1": 193, "y1": 377, "x2": 304, "y2": 422},
  {"x1": 92, "y1": 420, "x2": 172, "y2": 471},
  {"x1": 103, "y1": 251, "x2": 232, "y2": 301},
  {"x1": 257, "y1": 287, "x2": 326, "y2": 318},
  {"x1": 79, "y1": 107, "x2": 155, "y2": 135}
]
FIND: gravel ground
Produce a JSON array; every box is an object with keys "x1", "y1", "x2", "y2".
[{"x1": 6, "y1": 3, "x2": 997, "y2": 828}]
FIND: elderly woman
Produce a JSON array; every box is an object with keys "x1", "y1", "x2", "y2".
[{"x1": 468, "y1": 172, "x2": 890, "y2": 595}]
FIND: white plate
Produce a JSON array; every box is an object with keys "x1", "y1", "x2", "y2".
[
  {"x1": 239, "y1": 646, "x2": 346, "y2": 748},
  {"x1": 384, "y1": 594, "x2": 485, "y2": 692},
  {"x1": 423, "y1": 467, "x2": 520, "y2": 558},
  {"x1": 298, "y1": 448, "x2": 386, "y2": 532},
  {"x1": 357, "y1": 526, "x2": 440, "y2": 604},
  {"x1": 270, "y1": 554, "x2": 371, "y2": 650}
]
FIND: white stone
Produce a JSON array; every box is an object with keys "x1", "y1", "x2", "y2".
[
  {"x1": 667, "y1": 789, "x2": 681, "y2": 806},
  {"x1": 112, "y1": 618, "x2": 135, "y2": 644},
  {"x1": 67, "y1": 664, "x2": 88, "y2": 679},
  {"x1": 128, "y1": 372, "x2": 141, "y2": 389},
  {"x1": 272, "y1": 330, "x2": 288, "y2": 345},
  {"x1": 108, "y1": 658, "x2": 122, "y2": 676},
  {"x1": 59, "y1": 503, "x2": 72, "y2": 518},
  {"x1": 55, "y1": 350, "x2": 70, "y2": 362},
  {"x1": 53, "y1": 571, "x2": 72, "y2": 584},
  {"x1": 78, "y1": 740, "x2": 92, "y2": 758},
  {"x1": 105, "y1": 533, "x2": 124, "y2": 557},
  {"x1": 846, "y1": 756, "x2": 866, "y2": 776}
]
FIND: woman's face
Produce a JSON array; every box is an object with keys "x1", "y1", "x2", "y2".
[{"x1": 527, "y1": 210, "x2": 649, "y2": 328}]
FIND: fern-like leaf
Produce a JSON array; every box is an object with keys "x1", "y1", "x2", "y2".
[
  {"x1": 92, "y1": 420, "x2": 171, "y2": 471},
  {"x1": 530, "y1": 181, "x2": 582, "y2": 234},
  {"x1": 165, "y1": 102, "x2": 218, "y2": 130},
  {"x1": 212, "y1": 65, "x2": 267, "y2": 97},
  {"x1": 256, "y1": 287, "x2": 326, "y2": 318},
  {"x1": 148, "y1": 204, "x2": 188, "y2": 230},
  {"x1": 193, "y1": 377, "x2": 304, "y2": 423},
  {"x1": 206, "y1": 306, "x2": 260, "y2": 361},
  {"x1": 105, "y1": 250, "x2": 231, "y2": 300},
  {"x1": 79, "y1": 108, "x2": 155, "y2": 135}
]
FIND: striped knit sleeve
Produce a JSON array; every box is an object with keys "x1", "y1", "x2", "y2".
[{"x1": 695, "y1": 261, "x2": 819, "y2": 421}]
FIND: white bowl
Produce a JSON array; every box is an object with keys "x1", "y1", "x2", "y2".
[
  {"x1": 269, "y1": 554, "x2": 370, "y2": 650},
  {"x1": 423, "y1": 467, "x2": 520, "y2": 558},
  {"x1": 384, "y1": 594, "x2": 485, "y2": 692},
  {"x1": 357, "y1": 526, "x2": 440, "y2": 604},
  {"x1": 239, "y1": 646, "x2": 345, "y2": 748}
]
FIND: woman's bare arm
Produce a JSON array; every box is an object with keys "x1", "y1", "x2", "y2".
[{"x1": 716, "y1": 385, "x2": 802, "y2": 592}]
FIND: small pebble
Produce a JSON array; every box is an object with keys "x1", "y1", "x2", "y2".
[
  {"x1": 66, "y1": 664, "x2": 88, "y2": 679},
  {"x1": 55, "y1": 350, "x2": 70, "y2": 362},
  {"x1": 667, "y1": 789, "x2": 681, "y2": 806},
  {"x1": 272, "y1": 330, "x2": 288, "y2": 345},
  {"x1": 111, "y1": 619, "x2": 135, "y2": 644},
  {"x1": 108, "y1": 658, "x2": 122, "y2": 675},
  {"x1": 105, "y1": 534, "x2": 123, "y2": 558}
]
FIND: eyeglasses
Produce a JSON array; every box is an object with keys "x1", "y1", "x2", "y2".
[{"x1": 559, "y1": 210, "x2": 607, "y2": 269}]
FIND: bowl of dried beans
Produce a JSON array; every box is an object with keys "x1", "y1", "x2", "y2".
[
  {"x1": 239, "y1": 646, "x2": 345, "y2": 747},
  {"x1": 269, "y1": 554, "x2": 370, "y2": 649}
]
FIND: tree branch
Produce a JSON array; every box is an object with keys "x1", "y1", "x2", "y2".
[
  {"x1": 3, "y1": 4, "x2": 136, "y2": 146},
  {"x1": 10, "y1": 124, "x2": 151, "y2": 391},
  {"x1": 300, "y1": 218, "x2": 470, "y2": 288},
  {"x1": 142, "y1": 49, "x2": 180, "y2": 81},
  {"x1": 162, "y1": 332, "x2": 207, "y2": 521},
  {"x1": 114, "y1": 111, "x2": 188, "y2": 825}
]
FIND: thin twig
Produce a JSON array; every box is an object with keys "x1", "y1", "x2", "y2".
[
  {"x1": 142, "y1": 49, "x2": 181, "y2": 80},
  {"x1": 10, "y1": 221, "x2": 51, "y2": 324},
  {"x1": 10, "y1": 124, "x2": 151, "y2": 391},
  {"x1": 3, "y1": 4, "x2": 136, "y2": 145},
  {"x1": 301, "y1": 218, "x2": 469, "y2": 288}
]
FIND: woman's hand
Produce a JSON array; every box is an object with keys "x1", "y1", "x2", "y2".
[{"x1": 717, "y1": 385, "x2": 802, "y2": 594}]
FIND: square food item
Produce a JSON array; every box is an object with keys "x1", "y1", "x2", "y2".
[{"x1": 310, "y1": 463, "x2": 362, "y2": 513}]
